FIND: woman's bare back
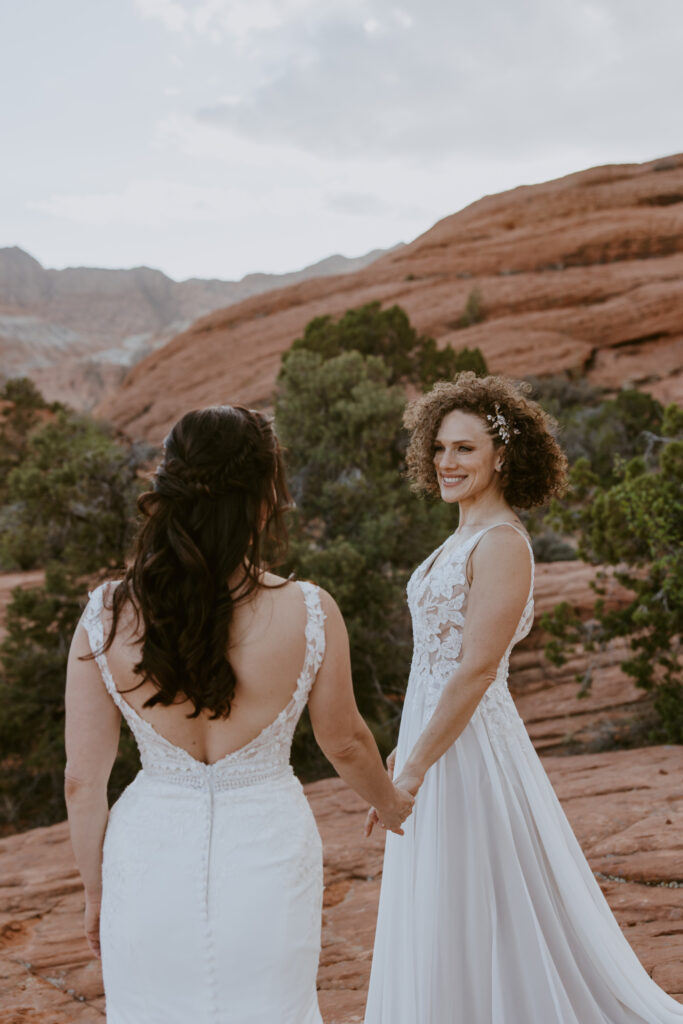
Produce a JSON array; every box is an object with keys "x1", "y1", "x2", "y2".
[{"x1": 103, "y1": 572, "x2": 308, "y2": 765}]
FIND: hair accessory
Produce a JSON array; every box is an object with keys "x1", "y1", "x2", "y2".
[{"x1": 486, "y1": 403, "x2": 520, "y2": 445}]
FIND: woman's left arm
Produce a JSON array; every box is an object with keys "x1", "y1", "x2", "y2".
[
  {"x1": 64, "y1": 618, "x2": 121, "y2": 957},
  {"x1": 397, "y1": 529, "x2": 531, "y2": 793}
]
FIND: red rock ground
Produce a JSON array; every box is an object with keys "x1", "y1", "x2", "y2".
[
  {"x1": 1, "y1": 560, "x2": 682, "y2": 1022},
  {"x1": 97, "y1": 153, "x2": 683, "y2": 444},
  {"x1": 1, "y1": 750, "x2": 682, "y2": 1024}
]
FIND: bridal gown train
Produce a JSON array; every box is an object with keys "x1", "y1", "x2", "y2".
[
  {"x1": 82, "y1": 580, "x2": 326, "y2": 1024},
  {"x1": 365, "y1": 522, "x2": 683, "y2": 1024}
]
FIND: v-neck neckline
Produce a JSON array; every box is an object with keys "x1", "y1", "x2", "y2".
[{"x1": 423, "y1": 527, "x2": 482, "y2": 581}]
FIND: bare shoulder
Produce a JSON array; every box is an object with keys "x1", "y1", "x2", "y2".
[
  {"x1": 469, "y1": 524, "x2": 532, "y2": 589},
  {"x1": 260, "y1": 570, "x2": 293, "y2": 589},
  {"x1": 312, "y1": 585, "x2": 346, "y2": 630},
  {"x1": 482, "y1": 521, "x2": 531, "y2": 547},
  {"x1": 258, "y1": 572, "x2": 301, "y2": 607},
  {"x1": 259, "y1": 574, "x2": 345, "y2": 633}
]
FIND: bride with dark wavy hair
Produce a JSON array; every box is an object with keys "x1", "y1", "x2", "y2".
[{"x1": 64, "y1": 404, "x2": 413, "y2": 1024}]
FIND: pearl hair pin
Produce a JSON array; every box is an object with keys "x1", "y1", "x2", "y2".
[{"x1": 486, "y1": 403, "x2": 520, "y2": 445}]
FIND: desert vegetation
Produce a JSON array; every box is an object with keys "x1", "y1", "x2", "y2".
[
  {"x1": 542, "y1": 399, "x2": 683, "y2": 743},
  {"x1": 0, "y1": 305, "x2": 680, "y2": 831}
]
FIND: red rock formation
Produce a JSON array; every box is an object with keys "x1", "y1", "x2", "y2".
[
  {"x1": 510, "y1": 561, "x2": 650, "y2": 753},
  {"x1": 0, "y1": 246, "x2": 393, "y2": 412},
  {"x1": 97, "y1": 154, "x2": 683, "y2": 443},
  {"x1": 1, "y1": 752, "x2": 681, "y2": 1024}
]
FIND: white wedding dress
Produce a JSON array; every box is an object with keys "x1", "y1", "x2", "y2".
[
  {"x1": 82, "y1": 580, "x2": 326, "y2": 1024},
  {"x1": 365, "y1": 522, "x2": 683, "y2": 1024}
]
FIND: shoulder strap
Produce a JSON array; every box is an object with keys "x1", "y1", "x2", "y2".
[
  {"x1": 296, "y1": 580, "x2": 327, "y2": 696},
  {"x1": 81, "y1": 582, "x2": 128, "y2": 712},
  {"x1": 469, "y1": 523, "x2": 535, "y2": 604}
]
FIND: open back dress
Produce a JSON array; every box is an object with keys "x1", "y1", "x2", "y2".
[{"x1": 82, "y1": 579, "x2": 326, "y2": 1024}]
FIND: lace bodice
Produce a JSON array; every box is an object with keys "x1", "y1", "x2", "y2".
[
  {"x1": 406, "y1": 522, "x2": 534, "y2": 722},
  {"x1": 82, "y1": 580, "x2": 326, "y2": 791}
]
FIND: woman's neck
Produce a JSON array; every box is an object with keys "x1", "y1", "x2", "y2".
[{"x1": 455, "y1": 495, "x2": 515, "y2": 531}]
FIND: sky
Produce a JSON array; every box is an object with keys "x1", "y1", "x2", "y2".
[{"x1": 2, "y1": 0, "x2": 682, "y2": 282}]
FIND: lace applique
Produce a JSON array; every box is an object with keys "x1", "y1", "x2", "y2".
[
  {"x1": 405, "y1": 525, "x2": 535, "y2": 729},
  {"x1": 473, "y1": 664, "x2": 528, "y2": 746},
  {"x1": 82, "y1": 579, "x2": 326, "y2": 790},
  {"x1": 283, "y1": 786, "x2": 324, "y2": 932}
]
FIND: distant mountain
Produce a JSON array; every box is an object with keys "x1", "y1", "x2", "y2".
[
  {"x1": 97, "y1": 153, "x2": 683, "y2": 443},
  {"x1": 0, "y1": 245, "x2": 400, "y2": 409}
]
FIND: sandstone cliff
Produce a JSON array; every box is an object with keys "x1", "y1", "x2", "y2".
[{"x1": 97, "y1": 153, "x2": 683, "y2": 443}]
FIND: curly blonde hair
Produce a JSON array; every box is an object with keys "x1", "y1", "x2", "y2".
[{"x1": 404, "y1": 372, "x2": 568, "y2": 509}]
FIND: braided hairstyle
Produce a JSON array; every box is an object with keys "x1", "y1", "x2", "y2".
[{"x1": 100, "y1": 405, "x2": 291, "y2": 718}]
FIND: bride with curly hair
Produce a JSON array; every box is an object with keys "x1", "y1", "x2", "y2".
[{"x1": 364, "y1": 372, "x2": 683, "y2": 1023}]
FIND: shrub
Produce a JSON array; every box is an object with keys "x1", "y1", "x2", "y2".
[
  {"x1": 0, "y1": 397, "x2": 153, "y2": 830},
  {"x1": 285, "y1": 300, "x2": 487, "y2": 388},
  {"x1": 276, "y1": 326, "x2": 455, "y2": 773},
  {"x1": 456, "y1": 287, "x2": 484, "y2": 328},
  {"x1": 542, "y1": 402, "x2": 683, "y2": 741}
]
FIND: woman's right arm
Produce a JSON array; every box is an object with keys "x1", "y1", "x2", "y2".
[
  {"x1": 64, "y1": 616, "x2": 122, "y2": 957},
  {"x1": 307, "y1": 590, "x2": 413, "y2": 834}
]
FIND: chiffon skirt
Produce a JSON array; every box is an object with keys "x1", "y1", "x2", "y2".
[{"x1": 365, "y1": 687, "x2": 683, "y2": 1023}]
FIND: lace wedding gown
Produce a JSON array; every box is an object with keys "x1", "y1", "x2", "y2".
[
  {"x1": 365, "y1": 522, "x2": 683, "y2": 1024},
  {"x1": 82, "y1": 580, "x2": 326, "y2": 1024}
]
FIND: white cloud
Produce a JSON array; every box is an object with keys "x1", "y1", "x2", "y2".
[
  {"x1": 134, "y1": 0, "x2": 370, "y2": 42},
  {"x1": 363, "y1": 18, "x2": 383, "y2": 35},
  {"x1": 188, "y1": 0, "x2": 683, "y2": 161},
  {"x1": 393, "y1": 8, "x2": 413, "y2": 29},
  {"x1": 29, "y1": 180, "x2": 250, "y2": 228},
  {"x1": 6, "y1": 0, "x2": 683, "y2": 282},
  {"x1": 327, "y1": 191, "x2": 427, "y2": 219},
  {"x1": 134, "y1": 0, "x2": 187, "y2": 32},
  {"x1": 581, "y1": 2, "x2": 614, "y2": 27}
]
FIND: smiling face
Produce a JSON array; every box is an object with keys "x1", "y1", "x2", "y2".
[{"x1": 433, "y1": 408, "x2": 503, "y2": 504}]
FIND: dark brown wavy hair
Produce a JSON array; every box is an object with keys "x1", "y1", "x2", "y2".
[
  {"x1": 97, "y1": 405, "x2": 291, "y2": 718},
  {"x1": 404, "y1": 372, "x2": 568, "y2": 508}
]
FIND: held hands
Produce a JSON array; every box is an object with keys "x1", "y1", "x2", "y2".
[
  {"x1": 365, "y1": 784, "x2": 415, "y2": 837},
  {"x1": 385, "y1": 746, "x2": 425, "y2": 797},
  {"x1": 364, "y1": 748, "x2": 422, "y2": 838}
]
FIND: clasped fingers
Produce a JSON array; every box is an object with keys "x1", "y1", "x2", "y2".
[{"x1": 365, "y1": 784, "x2": 415, "y2": 838}]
